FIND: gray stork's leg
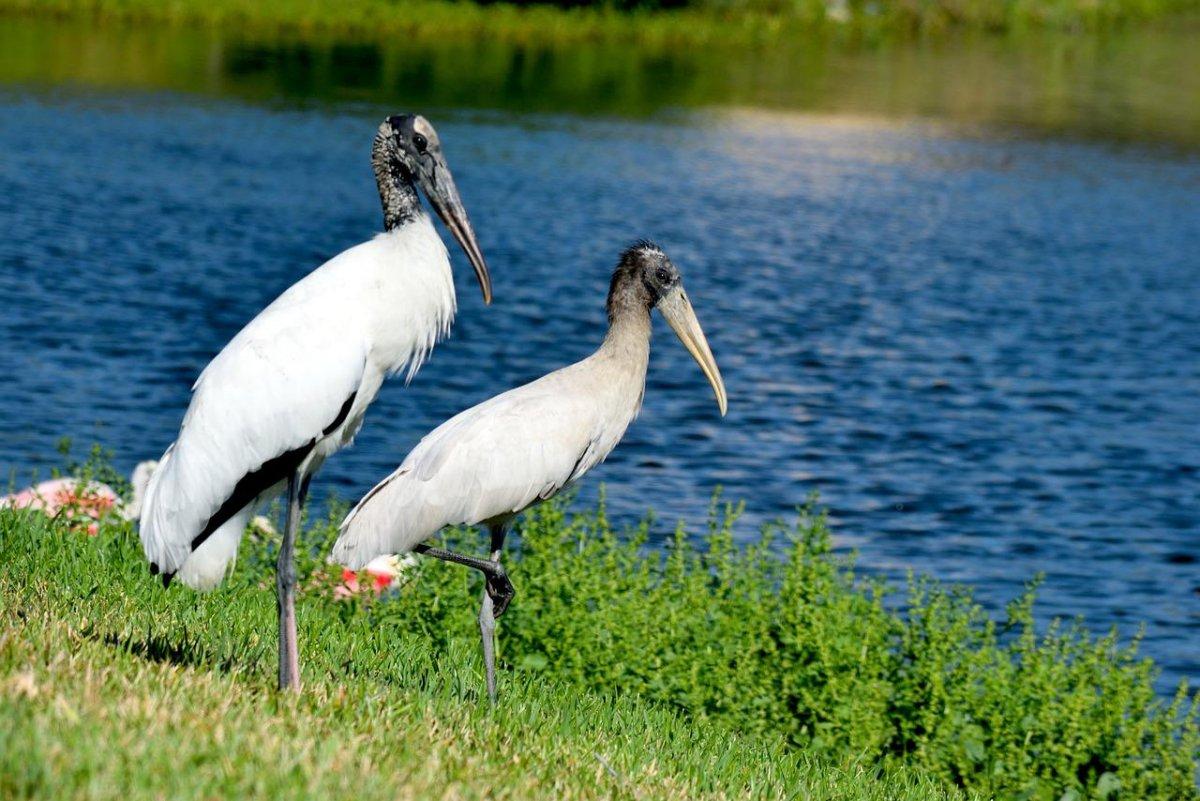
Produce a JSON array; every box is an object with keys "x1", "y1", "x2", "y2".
[
  {"x1": 478, "y1": 524, "x2": 508, "y2": 702},
  {"x1": 411, "y1": 524, "x2": 513, "y2": 701},
  {"x1": 478, "y1": 590, "x2": 497, "y2": 701},
  {"x1": 276, "y1": 471, "x2": 306, "y2": 692}
]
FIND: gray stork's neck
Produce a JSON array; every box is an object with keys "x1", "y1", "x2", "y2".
[
  {"x1": 598, "y1": 272, "x2": 652, "y2": 372},
  {"x1": 372, "y1": 133, "x2": 422, "y2": 231}
]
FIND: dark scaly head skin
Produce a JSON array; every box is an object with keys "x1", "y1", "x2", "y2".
[
  {"x1": 606, "y1": 239, "x2": 728, "y2": 416},
  {"x1": 372, "y1": 114, "x2": 492, "y2": 303},
  {"x1": 381, "y1": 114, "x2": 443, "y2": 186},
  {"x1": 607, "y1": 239, "x2": 682, "y2": 321}
]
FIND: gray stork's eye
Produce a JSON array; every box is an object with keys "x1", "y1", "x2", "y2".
[
  {"x1": 412, "y1": 133, "x2": 428, "y2": 154},
  {"x1": 655, "y1": 268, "x2": 670, "y2": 283}
]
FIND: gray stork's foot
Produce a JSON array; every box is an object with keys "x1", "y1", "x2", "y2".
[
  {"x1": 484, "y1": 563, "x2": 515, "y2": 619},
  {"x1": 410, "y1": 543, "x2": 515, "y2": 617}
]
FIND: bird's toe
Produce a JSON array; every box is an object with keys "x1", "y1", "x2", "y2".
[{"x1": 487, "y1": 571, "x2": 516, "y2": 618}]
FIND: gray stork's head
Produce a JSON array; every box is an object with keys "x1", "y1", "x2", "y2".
[
  {"x1": 610, "y1": 241, "x2": 728, "y2": 416},
  {"x1": 374, "y1": 114, "x2": 492, "y2": 304}
]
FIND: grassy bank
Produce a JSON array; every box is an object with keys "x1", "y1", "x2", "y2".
[
  {"x1": 1, "y1": 461, "x2": 1196, "y2": 800},
  {"x1": 1, "y1": 507, "x2": 956, "y2": 800},
  {"x1": 2, "y1": 0, "x2": 1198, "y2": 47}
]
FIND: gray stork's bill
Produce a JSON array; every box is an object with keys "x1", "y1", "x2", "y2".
[
  {"x1": 332, "y1": 241, "x2": 727, "y2": 700},
  {"x1": 139, "y1": 114, "x2": 491, "y2": 692}
]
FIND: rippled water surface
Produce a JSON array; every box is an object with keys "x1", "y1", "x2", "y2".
[{"x1": 1, "y1": 23, "x2": 1198, "y2": 692}]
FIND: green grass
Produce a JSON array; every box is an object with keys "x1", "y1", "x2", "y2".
[
  {"x1": 1, "y1": 465, "x2": 1196, "y2": 799},
  {"x1": 2, "y1": 0, "x2": 1198, "y2": 48}
]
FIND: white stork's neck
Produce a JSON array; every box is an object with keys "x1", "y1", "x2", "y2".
[{"x1": 372, "y1": 131, "x2": 422, "y2": 231}]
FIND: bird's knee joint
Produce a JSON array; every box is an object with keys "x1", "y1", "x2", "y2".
[{"x1": 277, "y1": 563, "x2": 298, "y2": 586}]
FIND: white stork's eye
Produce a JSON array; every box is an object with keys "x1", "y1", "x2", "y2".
[{"x1": 413, "y1": 133, "x2": 429, "y2": 154}]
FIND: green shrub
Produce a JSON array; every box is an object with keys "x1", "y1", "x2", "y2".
[
  {"x1": 3, "y1": 0, "x2": 1197, "y2": 42},
  {"x1": 292, "y1": 494, "x2": 1197, "y2": 800}
]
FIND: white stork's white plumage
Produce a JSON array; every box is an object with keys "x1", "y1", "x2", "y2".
[
  {"x1": 332, "y1": 241, "x2": 726, "y2": 699},
  {"x1": 139, "y1": 114, "x2": 492, "y2": 691}
]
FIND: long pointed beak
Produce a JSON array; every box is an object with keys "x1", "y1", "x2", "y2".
[
  {"x1": 657, "y1": 286, "x2": 728, "y2": 416},
  {"x1": 421, "y1": 157, "x2": 492, "y2": 305}
]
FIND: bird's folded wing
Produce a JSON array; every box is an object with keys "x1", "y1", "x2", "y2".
[
  {"x1": 140, "y1": 309, "x2": 368, "y2": 574},
  {"x1": 335, "y1": 376, "x2": 616, "y2": 566}
]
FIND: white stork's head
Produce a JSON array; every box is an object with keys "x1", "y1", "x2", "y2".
[
  {"x1": 610, "y1": 241, "x2": 728, "y2": 417},
  {"x1": 374, "y1": 114, "x2": 493, "y2": 304}
]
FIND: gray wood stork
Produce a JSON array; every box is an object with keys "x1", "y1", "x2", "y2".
[
  {"x1": 138, "y1": 114, "x2": 491, "y2": 692},
  {"x1": 332, "y1": 241, "x2": 726, "y2": 700}
]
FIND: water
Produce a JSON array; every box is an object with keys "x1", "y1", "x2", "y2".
[{"x1": 1, "y1": 20, "x2": 1198, "y2": 692}]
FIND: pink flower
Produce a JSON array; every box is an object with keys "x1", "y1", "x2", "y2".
[
  {"x1": 2, "y1": 478, "x2": 121, "y2": 535},
  {"x1": 332, "y1": 555, "x2": 413, "y2": 600},
  {"x1": 334, "y1": 568, "x2": 362, "y2": 599},
  {"x1": 370, "y1": 571, "x2": 393, "y2": 592}
]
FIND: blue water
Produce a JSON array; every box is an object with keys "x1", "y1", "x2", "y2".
[{"x1": 1, "y1": 92, "x2": 1197, "y2": 691}]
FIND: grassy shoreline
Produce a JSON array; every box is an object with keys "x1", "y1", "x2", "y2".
[
  {"x1": 1, "y1": 506, "x2": 958, "y2": 800},
  {"x1": 2, "y1": 0, "x2": 1198, "y2": 47},
  {"x1": 1, "y1": 461, "x2": 1196, "y2": 799}
]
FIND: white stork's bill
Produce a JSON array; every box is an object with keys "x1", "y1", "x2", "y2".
[
  {"x1": 333, "y1": 241, "x2": 727, "y2": 700},
  {"x1": 139, "y1": 114, "x2": 492, "y2": 692}
]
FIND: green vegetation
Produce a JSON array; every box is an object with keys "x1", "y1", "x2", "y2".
[
  {"x1": 1, "y1": 455, "x2": 1196, "y2": 800},
  {"x1": 2, "y1": 507, "x2": 957, "y2": 800},
  {"x1": 5, "y1": 14, "x2": 1200, "y2": 151},
  {"x1": 2, "y1": 0, "x2": 1197, "y2": 47}
]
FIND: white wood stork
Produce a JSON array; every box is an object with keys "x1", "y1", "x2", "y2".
[
  {"x1": 139, "y1": 114, "x2": 492, "y2": 692},
  {"x1": 332, "y1": 241, "x2": 726, "y2": 700}
]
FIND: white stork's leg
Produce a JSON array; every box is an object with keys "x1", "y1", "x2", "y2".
[{"x1": 276, "y1": 471, "x2": 306, "y2": 692}]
